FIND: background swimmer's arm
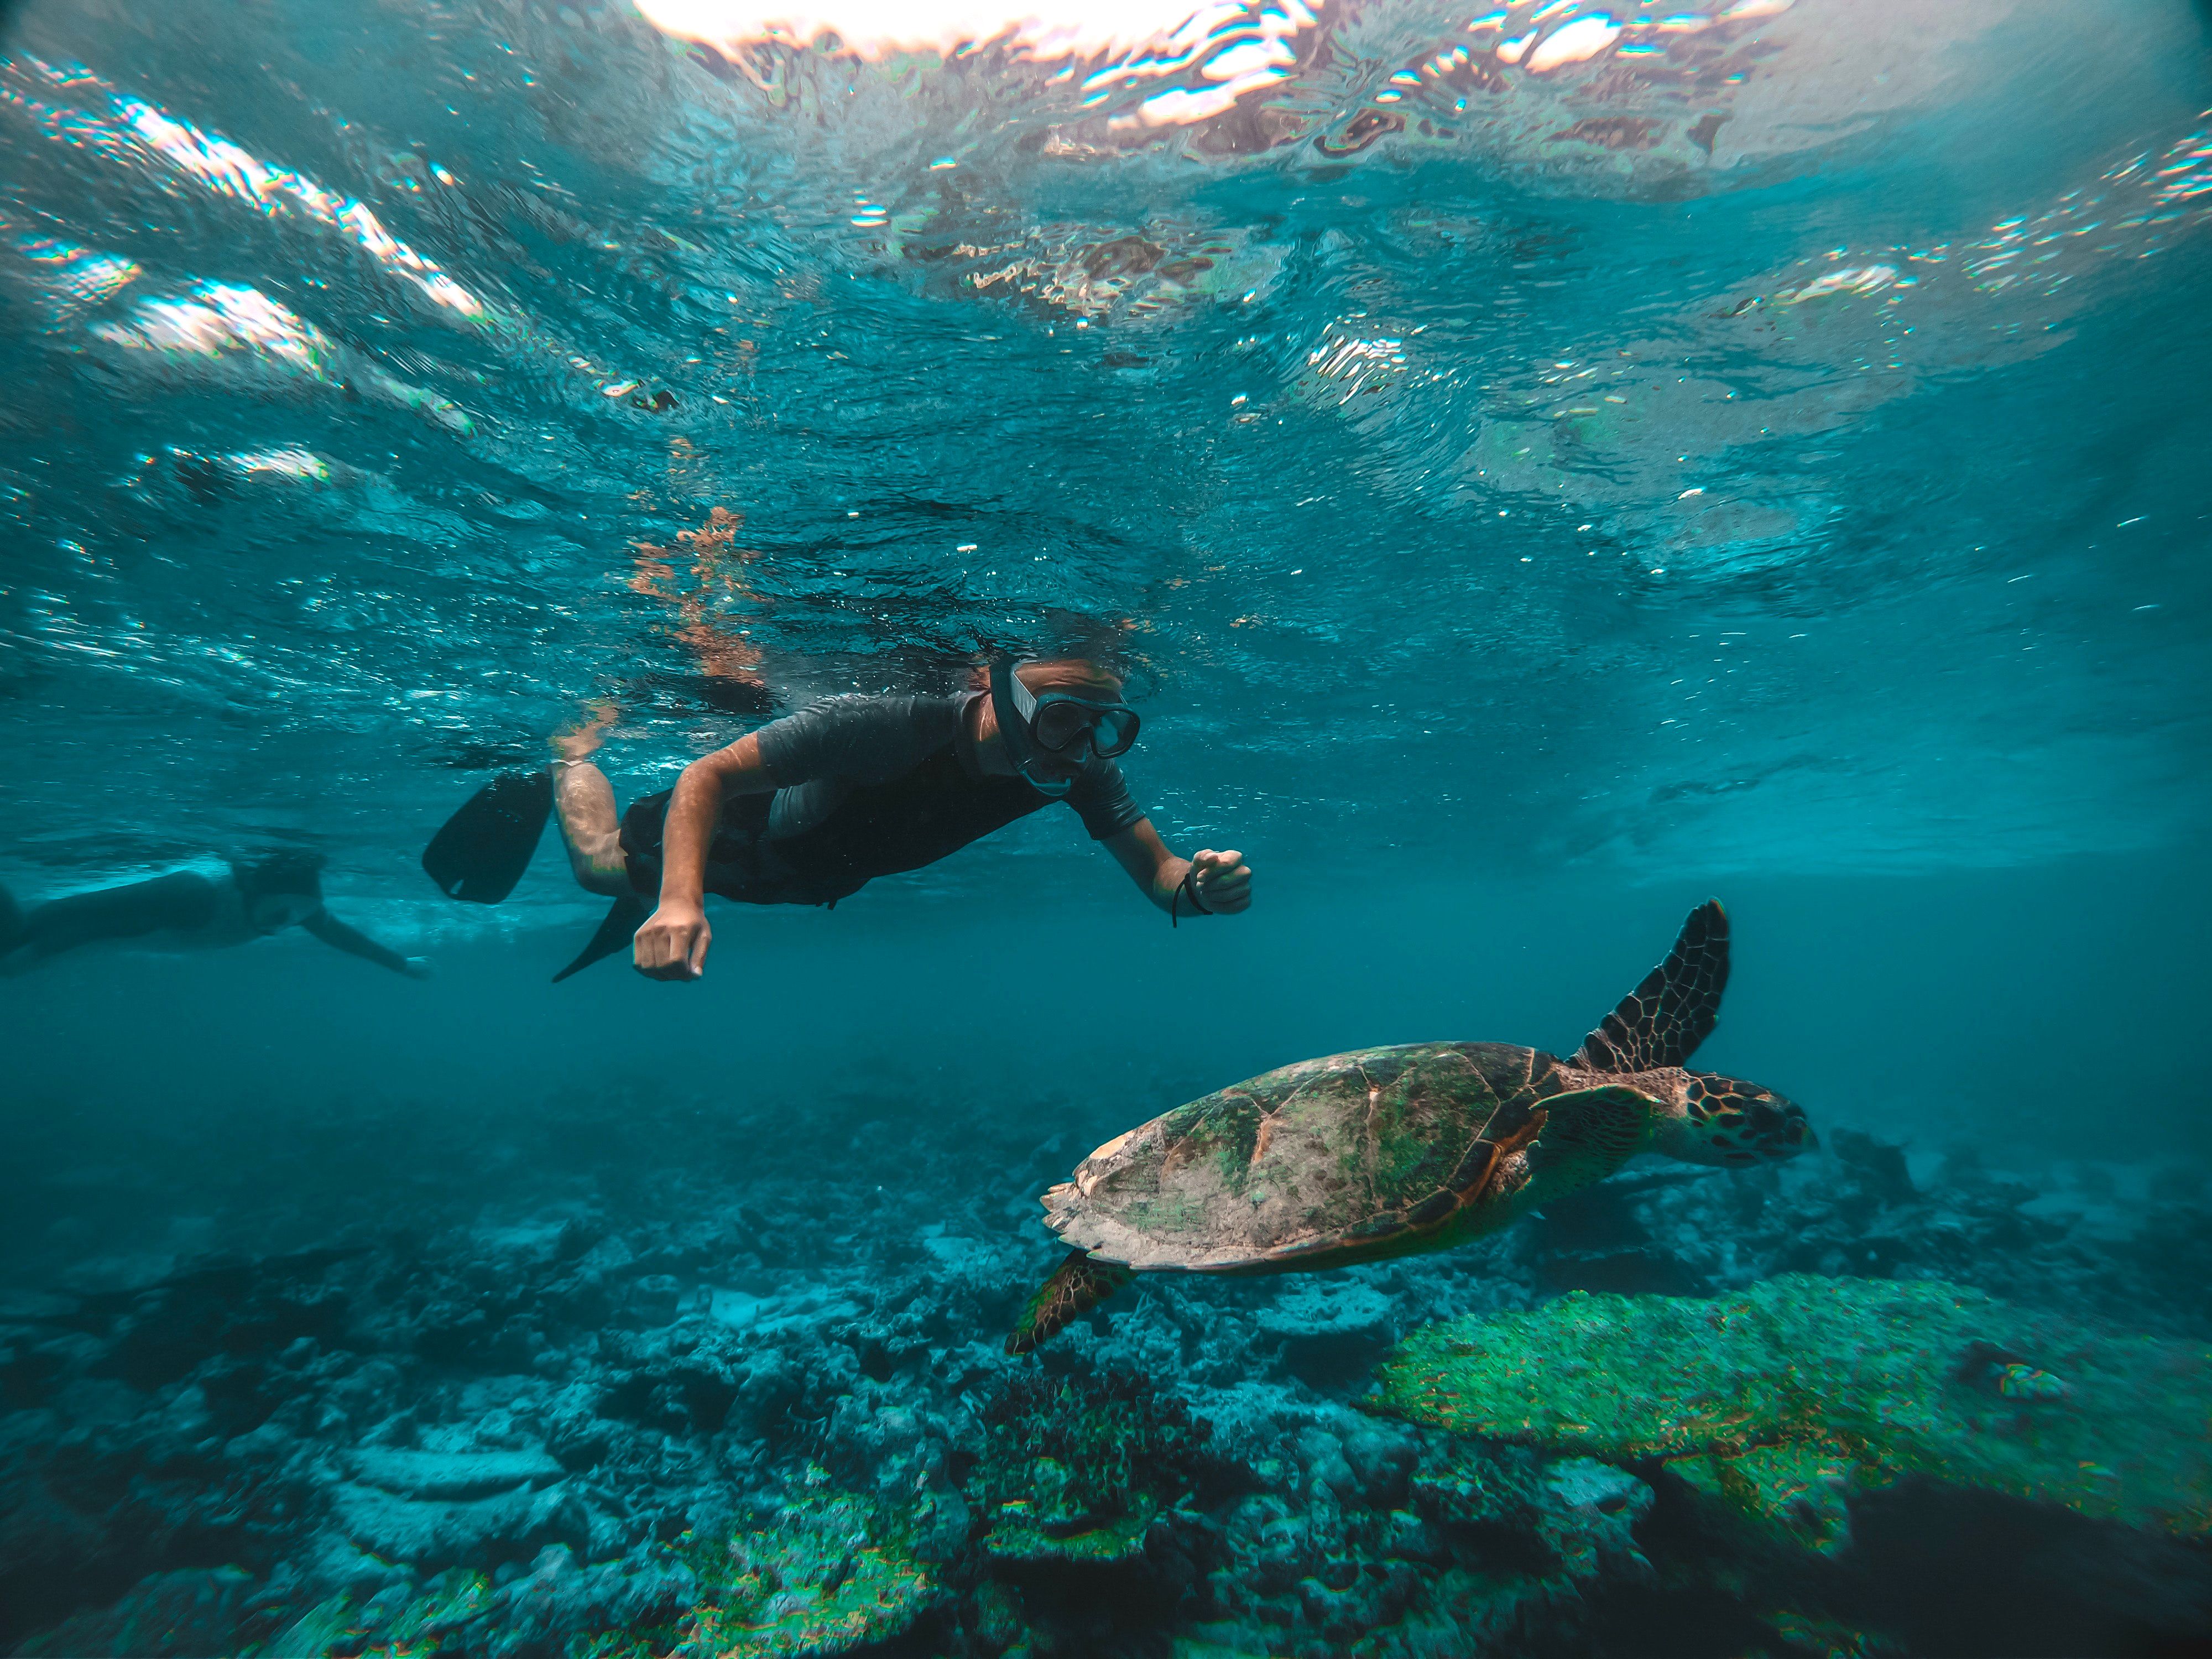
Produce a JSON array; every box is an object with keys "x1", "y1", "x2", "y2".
[
  {"x1": 634, "y1": 732, "x2": 775, "y2": 980},
  {"x1": 301, "y1": 910, "x2": 430, "y2": 978},
  {"x1": 1103, "y1": 820, "x2": 1252, "y2": 916}
]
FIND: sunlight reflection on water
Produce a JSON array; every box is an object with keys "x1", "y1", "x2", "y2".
[{"x1": 0, "y1": 0, "x2": 2206, "y2": 906}]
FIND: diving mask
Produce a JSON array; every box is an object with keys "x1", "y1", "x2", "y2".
[{"x1": 989, "y1": 658, "x2": 1140, "y2": 796}]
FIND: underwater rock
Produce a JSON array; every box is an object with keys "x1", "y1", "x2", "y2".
[
  {"x1": 348, "y1": 1446, "x2": 565, "y2": 1500},
  {"x1": 11, "y1": 1108, "x2": 2212, "y2": 1657},
  {"x1": 249, "y1": 1545, "x2": 701, "y2": 1659},
  {"x1": 259, "y1": 1565, "x2": 498, "y2": 1659},
  {"x1": 1186, "y1": 1425, "x2": 1647, "y2": 1658},
  {"x1": 1253, "y1": 1281, "x2": 1398, "y2": 1389},
  {"x1": 674, "y1": 1477, "x2": 935, "y2": 1658},
  {"x1": 1827, "y1": 1129, "x2": 1916, "y2": 1206},
  {"x1": 9, "y1": 1565, "x2": 254, "y2": 1658},
  {"x1": 236, "y1": 1482, "x2": 933, "y2": 1659},
  {"x1": 1535, "y1": 1457, "x2": 1655, "y2": 1582},
  {"x1": 982, "y1": 1459, "x2": 1157, "y2": 1568},
  {"x1": 970, "y1": 1365, "x2": 1211, "y2": 1568},
  {"x1": 325, "y1": 1475, "x2": 585, "y2": 1569},
  {"x1": 1367, "y1": 1273, "x2": 2212, "y2": 1552}
]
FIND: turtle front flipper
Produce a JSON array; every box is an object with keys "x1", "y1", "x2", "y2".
[
  {"x1": 1573, "y1": 899, "x2": 1730, "y2": 1072},
  {"x1": 1006, "y1": 1251, "x2": 1135, "y2": 1357},
  {"x1": 1504, "y1": 1085, "x2": 1664, "y2": 1208}
]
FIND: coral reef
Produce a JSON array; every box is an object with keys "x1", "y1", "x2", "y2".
[
  {"x1": 675, "y1": 1477, "x2": 935, "y2": 1658},
  {"x1": 970, "y1": 1366, "x2": 1208, "y2": 1565},
  {"x1": 1369, "y1": 1274, "x2": 2212, "y2": 1551},
  {"x1": 1179, "y1": 1428, "x2": 1656, "y2": 1658},
  {"x1": 4, "y1": 1080, "x2": 2211, "y2": 1657},
  {"x1": 218, "y1": 1481, "x2": 934, "y2": 1659}
]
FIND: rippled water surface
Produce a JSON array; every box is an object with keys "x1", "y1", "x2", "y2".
[{"x1": 5, "y1": 0, "x2": 2206, "y2": 893}]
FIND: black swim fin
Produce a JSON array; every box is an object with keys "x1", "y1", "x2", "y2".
[
  {"x1": 552, "y1": 894, "x2": 650, "y2": 982},
  {"x1": 422, "y1": 770, "x2": 554, "y2": 904}
]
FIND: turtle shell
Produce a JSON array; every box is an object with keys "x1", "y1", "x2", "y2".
[{"x1": 1041, "y1": 1041, "x2": 1581, "y2": 1274}]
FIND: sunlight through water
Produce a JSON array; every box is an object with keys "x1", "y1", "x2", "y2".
[{"x1": 0, "y1": 0, "x2": 2202, "y2": 905}]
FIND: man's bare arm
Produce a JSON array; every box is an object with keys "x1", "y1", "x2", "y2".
[
  {"x1": 302, "y1": 910, "x2": 429, "y2": 978},
  {"x1": 1103, "y1": 819, "x2": 1251, "y2": 916},
  {"x1": 632, "y1": 733, "x2": 778, "y2": 980}
]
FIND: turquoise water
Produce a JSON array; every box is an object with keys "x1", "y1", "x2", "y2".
[{"x1": 3, "y1": 2, "x2": 2211, "y2": 1654}]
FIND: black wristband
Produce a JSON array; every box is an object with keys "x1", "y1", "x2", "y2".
[{"x1": 1172, "y1": 865, "x2": 1214, "y2": 929}]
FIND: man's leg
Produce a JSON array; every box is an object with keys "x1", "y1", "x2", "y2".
[
  {"x1": 4, "y1": 872, "x2": 222, "y2": 971},
  {"x1": 553, "y1": 763, "x2": 630, "y2": 897}
]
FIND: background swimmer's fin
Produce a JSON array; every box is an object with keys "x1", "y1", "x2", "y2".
[
  {"x1": 552, "y1": 894, "x2": 649, "y2": 982},
  {"x1": 1572, "y1": 899, "x2": 1730, "y2": 1072},
  {"x1": 421, "y1": 770, "x2": 552, "y2": 903},
  {"x1": 1006, "y1": 1250, "x2": 1133, "y2": 1355}
]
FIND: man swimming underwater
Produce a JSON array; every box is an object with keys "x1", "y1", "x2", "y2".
[
  {"x1": 0, "y1": 851, "x2": 430, "y2": 978},
  {"x1": 426, "y1": 658, "x2": 1251, "y2": 980}
]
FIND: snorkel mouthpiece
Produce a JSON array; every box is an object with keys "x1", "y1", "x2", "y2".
[{"x1": 990, "y1": 657, "x2": 1076, "y2": 797}]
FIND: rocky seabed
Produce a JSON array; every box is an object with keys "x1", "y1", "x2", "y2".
[{"x1": 4, "y1": 1102, "x2": 2210, "y2": 1659}]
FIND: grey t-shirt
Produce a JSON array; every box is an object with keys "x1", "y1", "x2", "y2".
[{"x1": 751, "y1": 691, "x2": 1142, "y2": 843}]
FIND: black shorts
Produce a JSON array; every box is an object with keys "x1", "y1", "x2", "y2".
[{"x1": 618, "y1": 790, "x2": 855, "y2": 907}]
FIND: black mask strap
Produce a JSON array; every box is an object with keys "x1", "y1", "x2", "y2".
[{"x1": 989, "y1": 657, "x2": 1073, "y2": 798}]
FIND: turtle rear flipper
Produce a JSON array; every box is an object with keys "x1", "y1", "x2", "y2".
[
  {"x1": 1006, "y1": 1251, "x2": 1133, "y2": 1356},
  {"x1": 1511, "y1": 1085, "x2": 1663, "y2": 1202},
  {"x1": 1573, "y1": 899, "x2": 1730, "y2": 1072}
]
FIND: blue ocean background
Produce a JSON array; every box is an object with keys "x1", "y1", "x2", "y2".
[{"x1": 2, "y1": 0, "x2": 2210, "y2": 1653}]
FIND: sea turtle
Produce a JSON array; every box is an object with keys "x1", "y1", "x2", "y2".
[{"x1": 1008, "y1": 900, "x2": 1813, "y2": 1354}]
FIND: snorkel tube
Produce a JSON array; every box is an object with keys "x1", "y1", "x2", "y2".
[{"x1": 989, "y1": 656, "x2": 1074, "y2": 797}]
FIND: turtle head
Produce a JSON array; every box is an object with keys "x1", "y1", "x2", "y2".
[{"x1": 1653, "y1": 1071, "x2": 1814, "y2": 1167}]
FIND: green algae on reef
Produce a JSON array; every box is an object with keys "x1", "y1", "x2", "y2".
[
  {"x1": 251, "y1": 1480, "x2": 935, "y2": 1659},
  {"x1": 1366, "y1": 1274, "x2": 2212, "y2": 1552},
  {"x1": 670, "y1": 1481, "x2": 936, "y2": 1659},
  {"x1": 971, "y1": 1364, "x2": 1211, "y2": 1565}
]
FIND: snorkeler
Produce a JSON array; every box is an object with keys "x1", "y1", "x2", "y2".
[
  {"x1": 0, "y1": 851, "x2": 431, "y2": 979},
  {"x1": 424, "y1": 657, "x2": 1253, "y2": 981}
]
